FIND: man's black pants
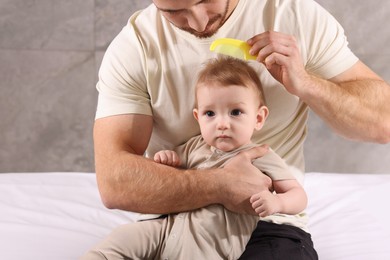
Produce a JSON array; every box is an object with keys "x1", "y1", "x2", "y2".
[{"x1": 238, "y1": 221, "x2": 318, "y2": 260}]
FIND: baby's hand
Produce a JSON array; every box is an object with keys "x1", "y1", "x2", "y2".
[
  {"x1": 250, "y1": 190, "x2": 281, "y2": 217},
  {"x1": 153, "y1": 150, "x2": 181, "y2": 167}
]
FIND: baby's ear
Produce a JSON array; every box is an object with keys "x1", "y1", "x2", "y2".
[
  {"x1": 255, "y1": 106, "x2": 269, "y2": 130},
  {"x1": 193, "y1": 108, "x2": 199, "y2": 121}
]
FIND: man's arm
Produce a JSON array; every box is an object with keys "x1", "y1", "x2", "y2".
[
  {"x1": 94, "y1": 114, "x2": 271, "y2": 214},
  {"x1": 301, "y1": 61, "x2": 390, "y2": 143},
  {"x1": 248, "y1": 31, "x2": 390, "y2": 143}
]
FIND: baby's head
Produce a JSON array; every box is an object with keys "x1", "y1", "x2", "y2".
[
  {"x1": 193, "y1": 56, "x2": 269, "y2": 152},
  {"x1": 194, "y1": 56, "x2": 266, "y2": 107}
]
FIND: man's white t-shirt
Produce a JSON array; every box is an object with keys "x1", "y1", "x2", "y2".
[{"x1": 95, "y1": 0, "x2": 358, "y2": 171}]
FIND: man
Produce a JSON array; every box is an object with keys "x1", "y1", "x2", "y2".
[{"x1": 94, "y1": 0, "x2": 389, "y2": 230}]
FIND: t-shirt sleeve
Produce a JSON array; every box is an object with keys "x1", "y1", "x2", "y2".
[
  {"x1": 299, "y1": 0, "x2": 359, "y2": 79},
  {"x1": 252, "y1": 148, "x2": 295, "y2": 181},
  {"x1": 95, "y1": 15, "x2": 151, "y2": 119}
]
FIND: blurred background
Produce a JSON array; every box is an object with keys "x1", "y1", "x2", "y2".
[{"x1": 0, "y1": 0, "x2": 389, "y2": 173}]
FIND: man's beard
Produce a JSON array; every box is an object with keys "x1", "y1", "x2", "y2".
[
  {"x1": 178, "y1": 0, "x2": 230, "y2": 39},
  {"x1": 181, "y1": 14, "x2": 224, "y2": 38}
]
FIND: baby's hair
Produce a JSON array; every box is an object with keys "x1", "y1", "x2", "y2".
[{"x1": 195, "y1": 56, "x2": 266, "y2": 107}]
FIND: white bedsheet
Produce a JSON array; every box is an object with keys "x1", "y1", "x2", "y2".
[{"x1": 0, "y1": 172, "x2": 389, "y2": 260}]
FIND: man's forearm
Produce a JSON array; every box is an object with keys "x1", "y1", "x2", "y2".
[
  {"x1": 95, "y1": 152, "x2": 220, "y2": 214},
  {"x1": 301, "y1": 76, "x2": 390, "y2": 143},
  {"x1": 93, "y1": 114, "x2": 220, "y2": 214},
  {"x1": 95, "y1": 145, "x2": 272, "y2": 215}
]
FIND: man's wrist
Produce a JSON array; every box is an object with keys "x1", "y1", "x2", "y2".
[{"x1": 184, "y1": 167, "x2": 225, "y2": 206}]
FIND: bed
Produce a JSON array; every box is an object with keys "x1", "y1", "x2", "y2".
[{"x1": 1, "y1": 172, "x2": 389, "y2": 260}]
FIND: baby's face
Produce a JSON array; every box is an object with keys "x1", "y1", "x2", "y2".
[{"x1": 194, "y1": 84, "x2": 266, "y2": 152}]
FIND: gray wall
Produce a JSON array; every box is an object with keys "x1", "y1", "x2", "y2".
[
  {"x1": 304, "y1": 0, "x2": 390, "y2": 173},
  {"x1": 0, "y1": 0, "x2": 389, "y2": 173}
]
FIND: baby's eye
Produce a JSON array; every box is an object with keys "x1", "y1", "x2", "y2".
[
  {"x1": 231, "y1": 109, "x2": 242, "y2": 116},
  {"x1": 205, "y1": 111, "x2": 215, "y2": 117}
]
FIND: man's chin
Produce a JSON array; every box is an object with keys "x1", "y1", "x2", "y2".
[
  {"x1": 183, "y1": 28, "x2": 218, "y2": 39},
  {"x1": 180, "y1": 16, "x2": 222, "y2": 38}
]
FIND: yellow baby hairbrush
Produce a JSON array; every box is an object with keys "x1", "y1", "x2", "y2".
[{"x1": 210, "y1": 38, "x2": 257, "y2": 61}]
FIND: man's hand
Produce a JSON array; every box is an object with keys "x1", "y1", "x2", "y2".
[
  {"x1": 247, "y1": 31, "x2": 312, "y2": 97},
  {"x1": 220, "y1": 145, "x2": 272, "y2": 215}
]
